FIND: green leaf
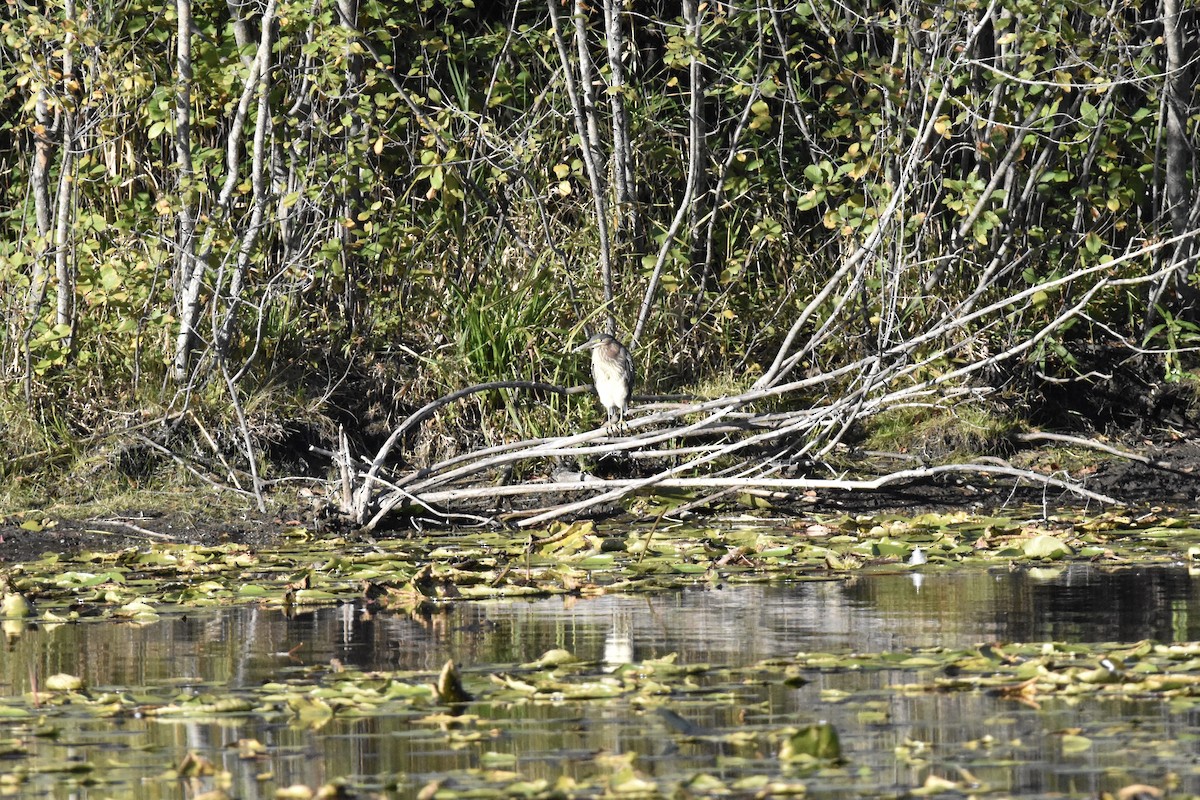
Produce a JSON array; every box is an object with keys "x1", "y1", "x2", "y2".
[
  {"x1": 99, "y1": 264, "x2": 122, "y2": 292},
  {"x1": 797, "y1": 189, "x2": 825, "y2": 211},
  {"x1": 1080, "y1": 100, "x2": 1098, "y2": 126}
]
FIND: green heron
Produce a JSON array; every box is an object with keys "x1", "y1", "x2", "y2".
[{"x1": 573, "y1": 332, "x2": 634, "y2": 428}]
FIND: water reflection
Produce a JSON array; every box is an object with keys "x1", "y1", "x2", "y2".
[
  {"x1": 603, "y1": 609, "x2": 634, "y2": 670},
  {"x1": 1, "y1": 563, "x2": 1198, "y2": 798}
]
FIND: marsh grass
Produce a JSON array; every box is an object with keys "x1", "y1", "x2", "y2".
[{"x1": 863, "y1": 403, "x2": 1019, "y2": 461}]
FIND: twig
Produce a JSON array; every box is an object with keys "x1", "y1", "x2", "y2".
[
  {"x1": 136, "y1": 434, "x2": 257, "y2": 498},
  {"x1": 188, "y1": 409, "x2": 243, "y2": 490},
  {"x1": 1015, "y1": 431, "x2": 1195, "y2": 476},
  {"x1": 353, "y1": 379, "x2": 579, "y2": 523},
  {"x1": 223, "y1": 364, "x2": 266, "y2": 512},
  {"x1": 90, "y1": 518, "x2": 177, "y2": 541}
]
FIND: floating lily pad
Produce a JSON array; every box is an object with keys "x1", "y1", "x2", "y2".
[{"x1": 1023, "y1": 534, "x2": 1072, "y2": 559}]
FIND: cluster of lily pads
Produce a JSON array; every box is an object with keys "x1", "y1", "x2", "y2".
[
  {"x1": 1, "y1": 632, "x2": 1196, "y2": 797},
  {"x1": 2, "y1": 509, "x2": 1198, "y2": 622},
  {"x1": 2, "y1": 507, "x2": 1199, "y2": 797}
]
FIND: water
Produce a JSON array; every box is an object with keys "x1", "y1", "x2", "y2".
[{"x1": 2, "y1": 563, "x2": 1198, "y2": 798}]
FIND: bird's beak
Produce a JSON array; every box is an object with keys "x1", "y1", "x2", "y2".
[{"x1": 571, "y1": 339, "x2": 592, "y2": 353}]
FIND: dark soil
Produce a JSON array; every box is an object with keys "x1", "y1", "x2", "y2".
[
  {"x1": 1089, "y1": 440, "x2": 1200, "y2": 502},
  {"x1": 0, "y1": 513, "x2": 300, "y2": 566},
  {"x1": 802, "y1": 439, "x2": 1200, "y2": 515}
]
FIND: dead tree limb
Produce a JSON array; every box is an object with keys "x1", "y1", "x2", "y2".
[
  {"x1": 351, "y1": 380, "x2": 584, "y2": 522},
  {"x1": 399, "y1": 463, "x2": 1121, "y2": 523},
  {"x1": 335, "y1": 232, "x2": 1193, "y2": 529}
]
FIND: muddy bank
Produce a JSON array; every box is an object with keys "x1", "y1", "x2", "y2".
[
  {"x1": 0, "y1": 514, "x2": 295, "y2": 565},
  {"x1": 2, "y1": 436, "x2": 1198, "y2": 566}
]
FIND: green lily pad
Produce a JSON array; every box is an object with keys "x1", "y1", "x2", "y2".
[{"x1": 1023, "y1": 535, "x2": 1072, "y2": 559}]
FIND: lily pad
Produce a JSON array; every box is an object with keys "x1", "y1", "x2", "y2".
[{"x1": 1023, "y1": 535, "x2": 1072, "y2": 559}]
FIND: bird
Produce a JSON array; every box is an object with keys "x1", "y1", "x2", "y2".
[{"x1": 573, "y1": 332, "x2": 634, "y2": 430}]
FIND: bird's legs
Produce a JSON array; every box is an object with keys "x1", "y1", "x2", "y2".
[{"x1": 603, "y1": 407, "x2": 629, "y2": 435}]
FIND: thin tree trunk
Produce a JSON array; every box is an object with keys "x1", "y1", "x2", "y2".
[
  {"x1": 275, "y1": 0, "x2": 319, "y2": 261},
  {"x1": 338, "y1": 0, "x2": 363, "y2": 330},
  {"x1": 631, "y1": 0, "x2": 704, "y2": 350},
  {"x1": 603, "y1": 0, "x2": 636, "y2": 235},
  {"x1": 52, "y1": 109, "x2": 76, "y2": 339},
  {"x1": 573, "y1": 0, "x2": 614, "y2": 328},
  {"x1": 1162, "y1": 0, "x2": 1194, "y2": 302},
  {"x1": 226, "y1": 0, "x2": 254, "y2": 57},
  {"x1": 684, "y1": 0, "x2": 707, "y2": 273},
  {"x1": 548, "y1": 0, "x2": 614, "y2": 330},
  {"x1": 53, "y1": 0, "x2": 78, "y2": 347},
  {"x1": 217, "y1": 0, "x2": 277, "y2": 365},
  {"x1": 25, "y1": 89, "x2": 54, "y2": 323},
  {"x1": 1144, "y1": 0, "x2": 1196, "y2": 330},
  {"x1": 171, "y1": 0, "x2": 203, "y2": 381},
  {"x1": 697, "y1": 79, "x2": 761, "y2": 307},
  {"x1": 573, "y1": 2, "x2": 604, "y2": 184}
]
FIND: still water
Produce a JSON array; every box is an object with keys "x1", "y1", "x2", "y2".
[{"x1": 2, "y1": 563, "x2": 1198, "y2": 798}]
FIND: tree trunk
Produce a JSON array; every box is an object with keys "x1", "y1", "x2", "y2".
[
  {"x1": 53, "y1": 0, "x2": 78, "y2": 349},
  {"x1": 684, "y1": 0, "x2": 707, "y2": 274},
  {"x1": 171, "y1": 0, "x2": 203, "y2": 381},
  {"x1": 548, "y1": 0, "x2": 614, "y2": 330},
  {"x1": 226, "y1": 0, "x2": 254, "y2": 57},
  {"x1": 573, "y1": 0, "x2": 614, "y2": 328},
  {"x1": 603, "y1": 0, "x2": 636, "y2": 237},
  {"x1": 1145, "y1": 0, "x2": 1197, "y2": 329},
  {"x1": 337, "y1": 0, "x2": 363, "y2": 330},
  {"x1": 52, "y1": 107, "x2": 76, "y2": 342},
  {"x1": 24, "y1": 89, "x2": 54, "y2": 324},
  {"x1": 217, "y1": 0, "x2": 278, "y2": 367},
  {"x1": 1162, "y1": 0, "x2": 1194, "y2": 294}
]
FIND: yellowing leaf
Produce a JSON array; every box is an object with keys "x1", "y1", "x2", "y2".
[
  {"x1": 45, "y1": 673, "x2": 85, "y2": 692},
  {"x1": 1023, "y1": 535, "x2": 1071, "y2": 560},
  {"x1": 1060, "y1": 733, "x2": 1092, "y2": 754}
]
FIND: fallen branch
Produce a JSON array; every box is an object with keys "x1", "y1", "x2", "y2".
[
  {"x1": 352, "y1": 379, "x2": 583, "y2": 522},
  {"x1": 382, "y1": 462, "x2": 1120, "y2": 524},
  {"x1": 332, "y1": 208, "x2": 1196, "y2": 531},
  {"x1": 1015, "y1": 431, "x2": 1195, "y2": 476},
  {"x1": 136, "y1": 434, "x2": 258, "y2": 500},
  {"x1": 89, "y1": 518, "x2": 177, "y2": 541}
]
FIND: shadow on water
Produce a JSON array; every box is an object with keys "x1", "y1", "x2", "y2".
[{"x1": 2, "y1": 563, "x2": 1199, "y2": 797}]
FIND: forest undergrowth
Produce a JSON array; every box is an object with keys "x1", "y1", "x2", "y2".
[{"x1": 0, "y1": 0, "x2": 1197, "y2": 524}]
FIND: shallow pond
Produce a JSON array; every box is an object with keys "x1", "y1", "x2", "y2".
[{"x1": 3, "y1": 562, "x2": 1200, "y2": 798}]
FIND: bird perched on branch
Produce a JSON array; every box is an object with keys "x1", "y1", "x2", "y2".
[{"x1": 573, "y1": 332, "x2": 634, "y2": 430}]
